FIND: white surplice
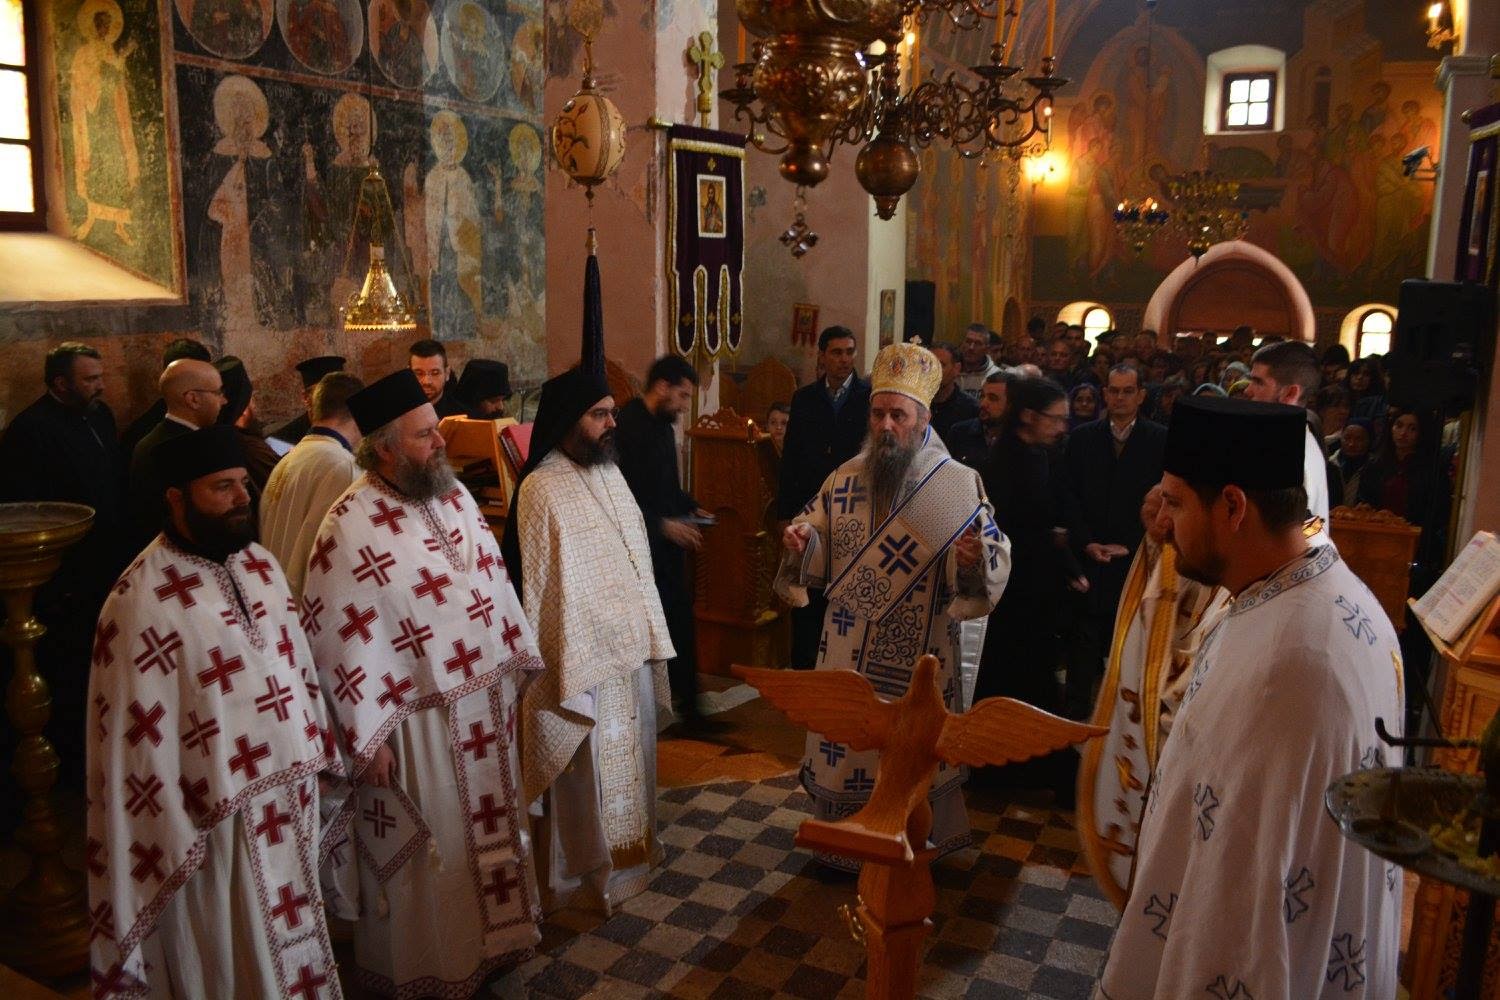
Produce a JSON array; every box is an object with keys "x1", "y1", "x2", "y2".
[
  {"x1": 1097, "y1": 545, "x2": 1403, "y2": 999},
  {"x1": 259, "y1": 433, "x2": 358, "y2": 598}
]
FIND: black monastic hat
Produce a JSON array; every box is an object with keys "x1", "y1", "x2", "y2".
[
  {"x1": 347, "y1": 369, "x2": 430, "y2": 435},
  {"x1": 153, "y1": 425, "x2": 247, "y2": 488},
  {"x1": 459, "y1": 358, "x2": 512, "y2": 401},
  {"x1": 1164, "y1": 395, "x2": 1305, "y2": 490},
  {"x1": 215, "y1": 356, "x2": 252, "y2": 425},
  {"x1": 295, "y1": 355, "x2": 346, "y2": 388}
]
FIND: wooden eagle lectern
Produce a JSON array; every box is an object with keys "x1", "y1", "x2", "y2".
[{"x1": 733, "y1": 655, "x2": 1106, "y2": 1000}]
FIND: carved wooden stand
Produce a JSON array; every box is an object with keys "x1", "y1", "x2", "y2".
[{"x1": 0, "y1": 503, "x2": 95, "y2": 978}]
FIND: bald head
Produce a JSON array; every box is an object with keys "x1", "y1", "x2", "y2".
[{"x1": 160, "y1": 359, "x2": 224, "y2": 428}]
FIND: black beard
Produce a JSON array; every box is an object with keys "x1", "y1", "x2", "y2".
[
  {"x1": 390, "y1": 449, "x2": 457, "y2": 500},
  {"x1": 183, "y1": 500, "x2": 256, "y2": 562},
  {"x1": 867, "y1": 430, "x2": 917, "y2": 518},
  {"x1": 564, "y1": 428, "x2": 617, "y2": 467},
  {"x1": 1175, "y1": 549, "x2": 1226, "y2": 588}
]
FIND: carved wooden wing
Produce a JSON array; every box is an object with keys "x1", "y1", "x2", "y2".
[
  {"x1": 936, "y1": 697, "x2": 1107, "y2": 768},
  {"x1": 733, "y1": 666, "x2": 896, "y2": 751}
]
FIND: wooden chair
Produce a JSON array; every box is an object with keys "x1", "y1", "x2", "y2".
[{"x1": 1328, "y1": 505, "x2": 1421, "y2": 632}]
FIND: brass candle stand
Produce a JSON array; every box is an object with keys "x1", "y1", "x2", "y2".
[{"x1": 0, "y1": 502, "x2": 95, "y2": 978}]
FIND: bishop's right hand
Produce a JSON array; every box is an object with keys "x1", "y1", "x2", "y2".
[{"x1": 783, "y1": 522, "x2": 812, "y2": 555}]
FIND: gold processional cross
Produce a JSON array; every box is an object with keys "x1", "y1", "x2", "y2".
[
  {"x1": 687, "y1": 31, "x2": 724, "y2": 128},
  {"x1": 734, "y1": 655, "x2": 1106, "y2": 1000}
]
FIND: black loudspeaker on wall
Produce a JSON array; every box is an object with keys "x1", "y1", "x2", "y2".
[
  {"x1": 904, "y1": 280, "x2": 935, "y2": 343},
  {"x1": 1387, "y1": 279, "x2": 1497, "y2": 411}
]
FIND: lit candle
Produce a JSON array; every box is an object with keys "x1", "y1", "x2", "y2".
[
  {"x1": 738, "y1": 24, "x2": 747, "y2": 63},
  {"x1": 1044, "y1": 0, "x2": 1055, "y2": 55},
  {"x1": 908, "y1": 24, "x2": 920, "y2": 81},
  {"x1": 1428, "y1": 2, "x2": 1443, "y2": 25},
  {"x1": 1004, "y1": 0, "x2": 1023, "y2": 56}
]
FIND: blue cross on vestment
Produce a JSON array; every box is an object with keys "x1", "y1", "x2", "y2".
[
  {"x1": 982, "y1": 520, "x2": 1001, "y2": 570},
  {"x1": 831, "y1": 607, "x2": 857, "y2": 636},
  {"x1": 830, "y1": 479, "x2": 867, "y2": 515},
  {"x1": 877, "y1": 533, "x2": 920, "y2": 576},
  {"x1": 817, "y1": 631, "x2": 828, "y2": 657},
  {"x1": 819, "y1": 740, "x2": 846, "y2": 766},
  {"x1": 843, "y1": 768, "x2": 875, "y2": 793}
]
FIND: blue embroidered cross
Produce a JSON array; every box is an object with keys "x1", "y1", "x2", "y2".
[
  {"x1": 830, "y1": 479, "x2": 868, "y2": 514},
  {"x1": 1143, "y1": 892, "x2": 1176, "y2": 940},
  {"x1": 819, "y1": 740, "x2": 846, "y2": 766},
  {"x1": 877, "y1": 534, "x2": 920, "y2": 576},
  {"x1": 843, "y1": 769, "x2": 875, "y2": 793},
  {"x1": 982, "y1": 520, "x2": 1001, "y2": 570},
  {"x1": 817, "y1": 631, "x2": 828, "y2": 657},
  {"x1": 1284, "y1": 867, "x2": 1314, "y2": 924},
  {"x1": 831, "y1": 607, "x2": 857, "y2": 636},
  {"x1": 1326, "y1": 933, "x2": 1367, "y2": 991},
  {"x1": 1335, "y1": 596, "x2": 1377, "y2": 646}
]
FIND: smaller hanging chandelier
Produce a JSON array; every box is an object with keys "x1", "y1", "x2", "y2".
[
  {"x1": 1164, "y1": 170, "x2": 1251, "y2": 260},
  {"x1": 341, "y1": 163, "x2": 420, "y2": 333},
  {"x1": 1113, "y1": 197, "x2": 1169, "y2": 253}
]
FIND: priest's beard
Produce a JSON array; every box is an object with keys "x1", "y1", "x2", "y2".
[
  {"x1": 391, "y1": 448, "x2": 458, "y2": 500},
  {"x1": 563, "y1": 426, "x2": 617, "y2": 467},
  {"x1": 866, "y1": 430, "x2": 918, "y2": 521},
  {"x1": 183, "y1": 498, "x2": 256, "y2": 562},
  {"x1": 1175, "y1": 544, "x2": 1227, "y2": 588}
]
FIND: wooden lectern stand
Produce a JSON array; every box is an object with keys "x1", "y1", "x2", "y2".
[{"x1": 688, "y1": 408, "x2": 789, "y2": 674}]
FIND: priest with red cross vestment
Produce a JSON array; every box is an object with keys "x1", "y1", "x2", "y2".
[
  {"x1": 87, "y1": 425, "x2": 344, "y2": 999},
  {"x1": 302, "y1": 369, "x2": 544, "y2": 998}
]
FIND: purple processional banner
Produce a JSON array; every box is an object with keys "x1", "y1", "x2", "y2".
[{"x1": 667, "y1": 125, "x2": 746, "y2": 360}]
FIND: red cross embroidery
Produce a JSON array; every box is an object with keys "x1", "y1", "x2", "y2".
[
  {"x1": 124, "y1": 774, "x2": 164, "y2": 818},
  {"x1": 443, "y1": 639, "x2": 482, "y2": 679},
  {"x1": 154, "y1": 564, "x2": 204, "y2": 608},
  {"x1": 134, "y1": 626, "x2": 183, "y2": 676},
  {"x1": 228, "y1": 734, "x2": 272, "y2": 780},
  {"x1": 465, "y1": 589, "x2": 495, "y2": 627},
  {"x1": 475, "y1": 548, "x2": 497, "y2": 580},
  {"x1": 86, "y1": 837, "x2": 106, "y2": 877},
  {"x1": 125, "y1": 700, "x2": 164, "y2": 747},
  {"x1": 300, "y1": 595, "x2": 326, "y2": 635},
  {"x1": 342, "y1": 723, "x2": 359, "y2": 749},
  {"x1": 255, "y1": 800, "x2": 293, "y2": 845},
  {"x1": 88, "y1": 901, "x2": 114, "y2": 943},
  {"x1": 129, "y1": 841, "x2": 165, "y2": 883},
  {"x1": 439, "y1": 486, "x2": 465, "y2": 511},
  {"x1": 197, "y1": 646, "x2": 245, "y2": 694},
  {"x1": 270, "y1": 882, "x2": 311, "y2": 929},
  {"x1": 309, "y1": 535, "x2": 338, "y2": 575},
  {"x1": 500, "y1": 617, "x2": 523, "y2": 654},
  {"x1": 364, "y1": 799, "x2": 397, "y2": 838},
  {"x1": 250, "y1": 600, "x2": 267, "y2": 620},
  {"x1": 422, "y1": 527, "x2": 463, "y2": 553},
  {"x1": 303, "y1": 710, "x2": 320, "y2": 744},
  {"x1": 482, "y1": 865, "x2": 523, "y2": 906},
  {"x1": 460, "y1": 721, "x2": 498, "y2": 760},
  {"x1": 219, "y1": 608, "x2": 240, "y2": 629},
  {"x1": 333, "y1": 664, "x2": 366, "y2": 704},
  {"x1": 412, "y1": 567, "x2": 453, "y2": 606},
  {"x1": 289, "y1": 964, "x2": 328, "y2": 1000},
  {"x1": 391, "y1": 617, "x2": 433, "y2": 658},
  {"x1": 470, "y1": 793, "x2": 508, "y2": 835},
  {"x1": 377, "y1": 673, "x2": 414, "y2": 708},
  {"x1": 180, "y1": 775, "x2": 211, "y2": 817},
  {"x1": 338, "y1": 604, "x2": 378, "y2": 644},
  {"x1": 276, "y1": 626, "x2": 296, "y2": 667},
  {"x1": 240, "y1": 551, "x2": 274, "y2": 585},
  {"x1": 91, "y1": 963, "x2": 130, "y2": 996},
  {"x1": 92, "y1": 620, "x2": 118, "y2": 667},
  {"x1": 93, "y1": 694, "x2": 110, "y2": 739},
  {"x1": 352, "y1": 545, "x2": 396, "y2": 587},
  {"x1": 255, "y1": 676, "x2": 295, "y2": 722},
  {"x1": 370, "y1": 498, "x2": 408, "y2": 535},
  {"x1": 181, "y1": 711, "x2": 220, "y2": 757}
]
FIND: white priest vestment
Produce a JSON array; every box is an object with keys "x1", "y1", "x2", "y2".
[
  {"x1": 1077, "y1": 539, "x2": 1223, "y2": 910},
  {"x1": 259, "y1": 432, "x2": 358, "y2": 598},
  {"x1": 775, "y1": 429, "x2": 1010, "y2": 870},
  {"x1": 88, "y1": 537, "x2": 342, "y2": 999},
  {"x1": 516, "y1": 451, "x2": 674, "y2": 914},
  {"x1": 303, "y1": 474, "x2": 542, "y2": 998},
  {"x1": 1097, "y1": 545, "x2": 1403, "y2": 999}
]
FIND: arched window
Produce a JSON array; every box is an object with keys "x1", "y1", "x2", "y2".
[
  {"x1": 1082, "y1": 306, "x2": 1112, "y2": 342},
  {"x1": 1355, "y1": 308, "x2": 1394, "y2": 358},
  {"x1": 0, "y1": 0, "x2": 43, "y2": 227}
]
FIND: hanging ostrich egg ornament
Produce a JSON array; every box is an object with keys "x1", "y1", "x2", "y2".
[{"x1": 552, "y1": 41, "x2": 627, "y2": 193}]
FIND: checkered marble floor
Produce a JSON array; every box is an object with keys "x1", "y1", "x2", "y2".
[{"x1": 496, "y1": 773, "x2": 1116, "y2": 999}]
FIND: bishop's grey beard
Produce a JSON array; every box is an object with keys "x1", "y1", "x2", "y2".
[
  {"x1": 866, "y1": 430, "x2": 918, "y2": 520},
  {"x1": 391, "y1": 447, "x2": 458, "y2": 500}
]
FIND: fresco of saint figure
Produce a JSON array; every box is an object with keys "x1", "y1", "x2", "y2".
[
  {"x1": 69, "y1": 0, "x2": 140, "y2": 246},
  {"x1": 301, "y1": 91, "x2": 376, "y2": 319},
  {"x1": 204, "y1": 74, "x2": 291, "y2": 330},
  {"x1": 424, "y1": 110, "x2": 481, "y2": 338},
  {"x1": 177, "y1": 0, "x2": 270, "y2": 59},
  {"x1": 440, "y1": 0, "x2": 501, "y2": 102},
  {"x1": 370, "y1": 0, "x2": 436, "y2": 89},
  {"x1": 278, "y1": 0, "x2": 361, "y2": 75},
  {"x1": 507, "y1": 123, "x2": 541, "y2": 204},
  {"x1": 509, "y1": 20, "x2": 543, "y2": 111}
]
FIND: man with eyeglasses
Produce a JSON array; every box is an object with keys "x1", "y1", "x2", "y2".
[
  {"x1": 127, "y1": 358, "x2": 227, "y2": 549},
  {"x1": 955, "y1": 322, "x2": 1000, "y2": 398}
]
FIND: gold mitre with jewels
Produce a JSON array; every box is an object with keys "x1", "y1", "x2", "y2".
[{"x1": 870, "y1": 342, "x2": 942, "y2": 408}]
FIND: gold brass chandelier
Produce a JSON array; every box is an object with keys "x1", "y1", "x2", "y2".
[
  {"x1": 1115, "y1": 171, "x2": 1251, "y2": 261},
  {"x1": 721, "y1": 0, "x2": 1064, "y2": 218}
]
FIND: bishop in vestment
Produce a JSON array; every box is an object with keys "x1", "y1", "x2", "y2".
[
  {"x1": 88, "y1": 426, "x2": 343, "y2": 999},
  {"x1": 776, "y1": 343, "x2": 1010, "y2": 870},
  {"x1": 502, "y1": 367, "x2": 675, "y2": 914},
  {"x1": 303, "y1": 370, "x2": 543, "y2": 998},
  {"x1": 1097, "y1": 396, "x2": 1402, "y2": 999}
]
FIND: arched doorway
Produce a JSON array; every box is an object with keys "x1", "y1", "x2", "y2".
[{"x1": 1142, "y1": 240, "x2": 1315, "y2": 342}]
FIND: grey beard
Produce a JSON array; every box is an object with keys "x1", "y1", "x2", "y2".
[
  {"x1": 866, "y1": 431, "x2": 917, "y2": 520},
  {"x1": 391, "y1": 449, "x2": 458, "y2": 500}
]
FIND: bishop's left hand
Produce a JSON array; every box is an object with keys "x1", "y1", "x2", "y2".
[{"x1": 955, "y1": 522, "x2": 983, "y2": 568}]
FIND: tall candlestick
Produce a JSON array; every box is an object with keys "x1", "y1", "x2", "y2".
[
  {"x1": 993, "y1": 0, "x2": 1005, "y2": 44},
  {"x1": 1004, "y1": 0, "x2": 1024, "y2": 56},
  {"x1": 1044, "y1": 0, "x2": 1055, "y2": 55},
  {"x1": 737, "y1": 24, "x2": 747, "y2": 62}
]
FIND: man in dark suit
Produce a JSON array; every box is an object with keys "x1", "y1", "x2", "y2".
[
  {"x1": 1060, "y1": 362, "x2": 1167, "y2": 720},
  {"x1": 118, "y1": 337, "x2": 213, "y2": 462},
  {"x1": 775, "y1": 325, "x2": 869, "y2": 668},
  {"x1": 927, "y1": 342, "x2": 979, "y2": 448},
  {"x1": 948, "y1": 370, "x2": 1009, "y2": 469}
]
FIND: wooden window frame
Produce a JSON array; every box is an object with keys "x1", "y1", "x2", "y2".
[
  {"x1": 0, "y1": 0, "x2": 45, "y2": 231},
  {"x1": 1220, "y1": 71, "x2": 1277, "y2": 133}
]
